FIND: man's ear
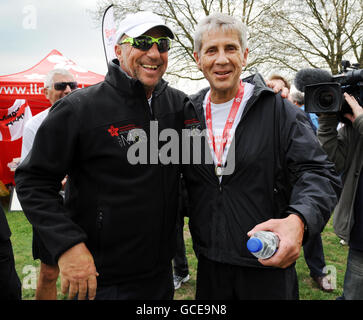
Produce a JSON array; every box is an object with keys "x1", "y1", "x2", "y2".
[
  {"x1": 242, "y1": 47, "x2": 249, "y2": 68},
  {"x1": 193, "y1": 52, "x2": 201, "y2": 71},
  {"x1": 43, "y1": 87, "x2": 50, "y2": 100},
  {"x1": 115, "y1": 44, "x2": 122, "y2": 59},
  {"x1": 115, "y1": 44, "x2": 125, "y2": 69}
]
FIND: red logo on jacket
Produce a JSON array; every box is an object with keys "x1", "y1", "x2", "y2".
[{"x1": 108, "y1": 125, "x2": 119, "y2": 136}]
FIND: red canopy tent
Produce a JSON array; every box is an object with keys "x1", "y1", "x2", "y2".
[{"x1": 0, "y1": 49, "x2": 105, "y2": 188}]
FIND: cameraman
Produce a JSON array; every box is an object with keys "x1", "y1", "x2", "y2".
[{"x1": 318, "y1": 93, "x2": 363, "y2": 300}]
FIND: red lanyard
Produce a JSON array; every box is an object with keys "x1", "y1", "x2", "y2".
[{"x1": 205, "y1": 81, "x2": 245, "y2": 169}]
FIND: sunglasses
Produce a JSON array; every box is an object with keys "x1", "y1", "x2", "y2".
[
  {"x1": 121, "y1": 35, "x2": 171, "y2": 53},
  {"x1": 53, "y1": 82, "x2": 78, "y2": 91}
]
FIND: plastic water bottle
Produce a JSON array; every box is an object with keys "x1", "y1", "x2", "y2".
[{"x1": 247, "y1": 231, "x2": 280, "y2": 259}]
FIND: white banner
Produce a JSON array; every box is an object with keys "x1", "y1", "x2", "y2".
[{"x1": 102, "y1": 5, "x2": 117, "y2": 64}]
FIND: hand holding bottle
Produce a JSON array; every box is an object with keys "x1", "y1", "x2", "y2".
[{"x1": 247, "y1": 214, "x2": 304, "y2": 268}]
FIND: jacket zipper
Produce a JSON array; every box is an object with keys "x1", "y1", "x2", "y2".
[{"x1": 97, "y1": 211, "x2": 103, "y2": 253}]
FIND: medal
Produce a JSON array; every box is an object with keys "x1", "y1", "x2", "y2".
[
  {"x1": 215, "y1": 165, "x2": 223, "y2": 177},
  {"x1": 205, "y1": 81, "x2": 245, "y2": 177}
]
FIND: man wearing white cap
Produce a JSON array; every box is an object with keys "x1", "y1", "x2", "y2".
[{"x1": 15, "y1": 11, "x2": 186, "y2": 300}]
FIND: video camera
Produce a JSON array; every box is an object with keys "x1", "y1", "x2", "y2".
[{"x1": 295, "y1": 61, "x2": 363, "y2": 123}]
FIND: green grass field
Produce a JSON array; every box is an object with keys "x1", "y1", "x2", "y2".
[{"x1": 3, "y1": 200, "x2": 348, "y2": 300}]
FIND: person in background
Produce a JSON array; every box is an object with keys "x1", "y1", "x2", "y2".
[
  {"x1": 290, "y1": 91, "x2": 319, "y2": 133},
  {"x1": 182, "y1": 13, "x2": 341, "y2": 299},
  {"x1": 21, "y1": 69, "x2": 77, "y2": 160},
  {"x1": 20, "y1": 68, "x2": 77, "y2": 300},
  {"x1": 318, "y1": 93, "x2": 363, "y2": 300},
  {"x1": 0, "y1": 204, "x2": 21, "y2": 300}
]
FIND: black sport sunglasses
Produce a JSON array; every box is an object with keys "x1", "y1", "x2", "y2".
[
  {"x1": 53, "y1": 81, "x2": 78, "y2": 91},
  {"x1": 121, "y1": 35, "x2": 171, "y2": 53}
]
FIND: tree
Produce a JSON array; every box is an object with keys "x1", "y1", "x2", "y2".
[
  {"x1": 92, "y1": 0, "x2": 276, "y2": 82},
  {"x1": 92, "y1": 0, "x2": 363, "y2": 83},
  {"x1": 258, "y1": 0, "x2": 363, "y2": 75}
]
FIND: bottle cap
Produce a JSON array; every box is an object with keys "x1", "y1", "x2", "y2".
[{"x1": 247, "y1": 238, "x2": 263, "y2": 253}]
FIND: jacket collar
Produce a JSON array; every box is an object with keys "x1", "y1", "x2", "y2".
[
  {"x1": 187, "y1": 73, "x2": 275, "y2": 183},
  {"x1": 105, "y1": 59, "x2": 169, "y2": 99},
  {"x1": 189, "y1": 73, "x2": 274, "y2": 125}
]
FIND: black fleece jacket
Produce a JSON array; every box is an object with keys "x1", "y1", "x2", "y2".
[{"x1": 15, "y1": 59, "x2": 187, "y2": 285}]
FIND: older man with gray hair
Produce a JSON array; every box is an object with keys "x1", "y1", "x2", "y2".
[
  {"x1": 21, "y1": 69, "x2": 77, "y2": 161},
  {"x1": 182, "y1": 12, "x2": 341, "y2": 299},
  {"x1": 20, "y1": 68, "x2": 77, "y2": 300}
]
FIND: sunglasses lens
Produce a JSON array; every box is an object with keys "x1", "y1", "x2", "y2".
[
  {"x1": 69, "y1": 82, "x2": 78, "y2": 89},
  {"x1": 157, "y1": 39, "x2": 170, "y2": 53},
  {"x1": 134, "y1": 37, "x2": 153, "y2": 51},
  {"x1": 133, "y1": 36, "x2": 170, "y2": 53},
  {"x1": 54, "y1": 82, "x2": 65, "y2": 90}
]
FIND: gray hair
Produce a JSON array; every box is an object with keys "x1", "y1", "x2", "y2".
[
  {"x1": 291, "y1": 91, "x2": 305, "y2": 106},
  {"x1": 268, "y1": 74, "x2": 291, "y2": 90},
  {"x1": 193, "y1": 13, "x2": 248, "y2": 54},
  {"x1": 44, "y1": 69, "x2": 74, "y2": 89}
]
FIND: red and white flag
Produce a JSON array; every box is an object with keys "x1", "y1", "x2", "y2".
[
  {"x1": 102, "y1": 5, "x2": 117, "y2": 65},
  {"x1": 0, "y1": 99, "x2": 32, "y2": 141}
]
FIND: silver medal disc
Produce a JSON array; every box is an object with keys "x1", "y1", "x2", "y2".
[{"x1": 215, "y1": 166, "x2": 223, "y2": 176}]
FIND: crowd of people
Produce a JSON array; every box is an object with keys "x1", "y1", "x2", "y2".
[{"x1": 1, "y1": 10, "x2": 362, "y2": 300}]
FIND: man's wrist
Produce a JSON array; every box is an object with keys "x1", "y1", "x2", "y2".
[{"x1": 289, "y1": 212, "x2": 307, "y2": 232}]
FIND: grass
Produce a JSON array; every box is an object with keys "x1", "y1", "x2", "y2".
[{"x1": 2, "y1": 196, "x2": 348, "y2": 300}]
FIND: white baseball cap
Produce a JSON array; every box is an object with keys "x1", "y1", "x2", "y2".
[{"x1": 115, "y1": 11, "x2": 174, "y2": 45}]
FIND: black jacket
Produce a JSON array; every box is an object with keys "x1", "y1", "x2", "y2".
[
  {"x1": 15, "y1": 59, "x2": 187, "y2": 285},
  {"x1": 183, "y1": 73, "x2": 341, "y2": 268}
]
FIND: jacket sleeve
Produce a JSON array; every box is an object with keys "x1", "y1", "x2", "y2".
[
  {"x1": 317, "y1": 114, "x2": 363, "y2": 174},
  {"x1": 15, "y1": 98, "x2": 87, "y2": 264},
  {"x1": 355, "y1": 114, "x2": 363, "y2": 135},
  {"x1": 280, "y1": 101, "x2": 342, "y2": 237}
]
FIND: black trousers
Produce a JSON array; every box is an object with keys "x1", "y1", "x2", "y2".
[
  {"x1": 303, "y1": 233, "x2": 326, "y2": 278},
  {"x1": 172, "y1": 176, "x2": 190, "y2": 278},
  {"x1": 0, "y1": 240, "x2": 22, "y2": 300},
  {"x1": 173, "y1": 213, "x2": 189, "y2": 277},
  {"x1": 196, "y1": 255, "x2": 299, "y2": 300},
  {"x1": 92, "y1": 263, "x2": 174, "y2": 300}
]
